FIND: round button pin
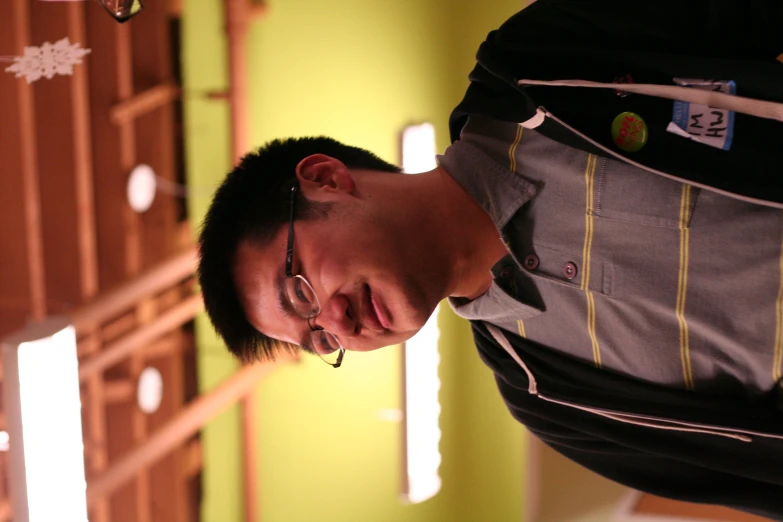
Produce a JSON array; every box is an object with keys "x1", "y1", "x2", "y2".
[{"x1": 611, "y1": 112, "x2": 648, "y2": 152}]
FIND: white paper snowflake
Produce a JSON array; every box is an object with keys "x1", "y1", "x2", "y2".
[{"x1": 4, "y1": 37, "x2": 91, "y2": 84}]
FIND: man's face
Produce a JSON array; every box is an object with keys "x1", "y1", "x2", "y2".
[{"x1": 232, "y1": 155, "x2": 445, "y2": 355}]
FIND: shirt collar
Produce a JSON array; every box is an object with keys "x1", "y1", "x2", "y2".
[
  {"x1": 448, "y1": 280, "x2": 541, "y2": 322},
  {"x1": 436, "y1": 139, "x2": 537, "y2": 230},
  {"x1": 438, "y1": 137, "x2": 542, "y2": 324}
]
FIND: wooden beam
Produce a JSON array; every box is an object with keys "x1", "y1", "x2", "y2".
[
  {"x1": 156, "y1": 326, "x2": 188, "y2": 522},
  {"x1": 176, "y1": 220, "x2": 194, "y2": 250},
  {"x1": 241, "y1": 395, "x2": 259, "y2": 522},
  {"x1": 77, "y1": 331, "x2": 101, "y2": 358},
  {"x1": 69, "y1": 248, "x2": 197, "y2": 336},
  {"x1": 224, "y1": 3, "x2": 262, "y2": 519},
  {"x1": 100, "y1": 310, "x2": 139, "y2": 345},
  {"x1": 0, "y1": 1, "x2": 31, "y2": 338},
  {"x1": 104, "y1": 378, "x2": 135, "y2": 404},
  {"x1": 85, "y1": 0, "x2": 138, "y2": 293},
  {"x1": 167, "y1": 0, "x2": 183, "y2": 17},
  {"x1": 26, "y1": 1, "x2": 99, "y2": 310},
  {"x1": 184, "y1": 439, "x2": 202, "y2": 478},
  {"x1": 130, "y1": 353, "x2": 152, "y2": 522},
  {"x1": 87, "y1": 358, "x2": 291, "y2": 504},
  {"x1": 225, "y1": 0, "x2": 251, "y2": 164},
  {"x1": 13, "y1": 0, "x2": 46, "y2": 320},
  {"x1": 131, "y1": 299, "x2": 156, "y2": 522},
  {"x1": 117, "y1": 22, "x2": 142, "y2": 277},
  {"x1": 109, "y1": 83, "x2": 180, "y2": 126},
  {"x1": 78, "y1": 294, "x2": 203, "y2": 382},
  {"x1": 158, "y1": 284, "x2": 189, "y2": 311},
  {"x1": 132, "y1": 0, "x2": 181, "y2": 274},
  {"x1": 84, "y1": 8, "x2": 142, "y2": 517},
  {"x1": 86, "y1": 375, "x2": 111, "y2": 522},
  {"x1": 68, "y1": 2, "x2": 100, "y2": 302},
  {"x1": 142, "y1": 333, "x2": 187, "y2": 360}
]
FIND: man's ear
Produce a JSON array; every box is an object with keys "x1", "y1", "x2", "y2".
[{"x1": 295, "y1": 154, "x2": 356, "y2": 198}]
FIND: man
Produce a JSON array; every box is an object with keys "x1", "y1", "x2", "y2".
[{"x1": 198, "y1": 0, "x2": 783, "y2": 517}]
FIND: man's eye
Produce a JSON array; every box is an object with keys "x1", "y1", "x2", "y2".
[
  {"x1": 319, "y1": 336, "x2": 335, "y2": 354},
  {"x1": 294, "y1": 279, "x2": 313, "y2": 304}
]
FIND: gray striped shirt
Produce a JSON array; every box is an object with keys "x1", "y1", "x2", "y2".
[{"x1": 442, "y1": 115, "x2": 783, "y2": 396}]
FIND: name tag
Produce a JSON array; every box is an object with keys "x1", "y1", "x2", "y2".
[{"x1": 667, "y1": 79, "x2": 736, "y2": 151}]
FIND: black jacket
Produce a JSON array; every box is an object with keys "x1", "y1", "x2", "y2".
[
  {"x1": 450, "y1": 0, "x2": 783, "y2": 208},
  {"x1": 450, "y1": 0, "x2": 783, "y2": 517},
  {"x1": 474, "y1": 321, "x2": 783, "y2": 518}
]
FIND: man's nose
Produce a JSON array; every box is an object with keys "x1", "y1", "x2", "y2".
[{"x1": 315, "y1": 294, "x2": 357, "y2": 337}]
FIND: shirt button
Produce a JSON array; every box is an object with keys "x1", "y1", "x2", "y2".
[
  {"x1": 523, "y1": 254, "x2": 540, "y2": 270},
  {"x1": 562, "y1": 261, "x2": 578, "y2": 280}
]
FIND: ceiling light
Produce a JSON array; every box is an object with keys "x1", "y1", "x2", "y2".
[
  {"x1": 2, "y1": 318, "x2": 89, "y2": 522},
  {"x1": 127, "y1": 164, "x2": 157, "y2": 213},
  {"x1": 137, "y1": 366, "x2": 164, "y2": 414}
]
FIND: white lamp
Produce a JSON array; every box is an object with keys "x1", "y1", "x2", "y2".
[
  {"x1": 400, "y1": 123, "x2": 442, "y2": 504},
  {"x1": 402, "y1": 305, "x2": 442, "y2": 503},
  {"x1": 2, "y1": 317, "x2": 89, "y2": 522}
]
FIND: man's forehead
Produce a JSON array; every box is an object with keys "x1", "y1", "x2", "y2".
[
  {"x1": 233, "y1": 239, "x2": 294, "y2": 343},
  {"x1": 233, "y1": 239, "x2": 280, "y2": 286}
]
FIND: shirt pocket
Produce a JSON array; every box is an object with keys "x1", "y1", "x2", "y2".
[
  {"x1": 592, "y1": 157, "x2": 698, "y2": 229},
  {"x1": 514, "y1": 243, "x2": 615, "y2": 298}
]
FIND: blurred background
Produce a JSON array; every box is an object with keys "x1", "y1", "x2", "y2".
[{"x1": 0, "y1": 0, "x2": 771, "y2": 521}]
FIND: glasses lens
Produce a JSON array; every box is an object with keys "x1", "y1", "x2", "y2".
[
  {"x1": 284, "y1": 275, "x2": 320, "y2": 319},
  {"x1": 310, "y1": 330, "x2": 343, "y2": 366},
  {"x1": 97, "y1": 0, "x2": 144, "y2": 22}
]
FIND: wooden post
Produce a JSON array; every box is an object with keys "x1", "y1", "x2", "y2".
[
  {"x1": 70, "y1": 248, "x2": 197, "y2": 336},
  {"x1": 87, "y1": 358, "x2": 290, "y2": 503},
  {"x1": 13, "y1": 0, "x2": 46, "y2": 320},
  {"x1": 68, "y1": 2, "x2": 99, "y2": 302},
  {"x1": 77, "y1": 294, "x2": 203, "y2": 382},
  {"x1": 223, "y1": 3, "x2": 269, "y2": 519}
]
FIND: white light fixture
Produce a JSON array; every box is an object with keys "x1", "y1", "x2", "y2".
[
  {"x1": 402, "y1": 304, "x2": 442, "y2": 504},
  {"x1": 2, "y1": 317, "x2": 89, "y2": 522},
  {"x1": 137, "y1": 366, "x2": 164, "y2": 414},
  {"x1": 400, "y1": 123, "x2": 442, "y2": 504},
  {"x1": 401, "y1": 122, "x2": 437, "y2": 174},
  {"x1": 127, "y1": 163, "x2": 157, "y2": 213}
]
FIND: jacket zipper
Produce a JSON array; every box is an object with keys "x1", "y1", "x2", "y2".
[
  {"x1": 532, "y1": 108, "x2": 783, "y2": 210},
  {"x1": 486, "y1": 324, "x2": 783, "y2": 443}
]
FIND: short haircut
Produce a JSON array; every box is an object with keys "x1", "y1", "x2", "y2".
[{"x1": 198, "y1": 136, "x2": 401, "y2": 362}]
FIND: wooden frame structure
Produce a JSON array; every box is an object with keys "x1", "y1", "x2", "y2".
[{"x1": 0, "y1": 0, "x2": 274, "y2": 520}]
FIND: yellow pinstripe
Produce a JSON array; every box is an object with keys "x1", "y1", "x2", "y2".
[
  {"x1": 517, "y1": 320, "x2": 526, "y2": 338},
  {"x1": 509, "y1": 125, "x2": 523, "y2": 173},
  {"x1": 581, "y1": 154, "x2": 601, "y2": 368},
  {"x1": 676, "y1": 184, "x2": 695, "y2": 390},
  {"x1": 773, "y1": 231, "x2": 783, "y2": 384},
  {"x1": 509, "y1": 125, "x2": 526, "y2": 338}
]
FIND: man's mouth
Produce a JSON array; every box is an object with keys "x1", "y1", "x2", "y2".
[{"x1": 364, "y1": 284, "x2": 391, "y2": 331}]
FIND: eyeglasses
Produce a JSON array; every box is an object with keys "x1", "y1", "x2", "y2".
[
  {"x1": 95, "y1": 0, "x2": 144, "y2": 23},
  {"x1": 285, "y1": 184, "x2": 345, "y2": 368}
]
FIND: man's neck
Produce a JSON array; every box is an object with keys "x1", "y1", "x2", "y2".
[{"x1": 423, "y1": 166, "x2": 508, "y2": 301}]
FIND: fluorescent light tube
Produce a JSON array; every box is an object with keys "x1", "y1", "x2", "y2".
[{"x1": 2, "y1": 317, "x2": 89, "y2": 522}]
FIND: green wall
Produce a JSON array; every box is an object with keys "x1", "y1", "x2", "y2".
[{"x1": 183, "y1": 1, "x2": 527, "y2": 521}]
